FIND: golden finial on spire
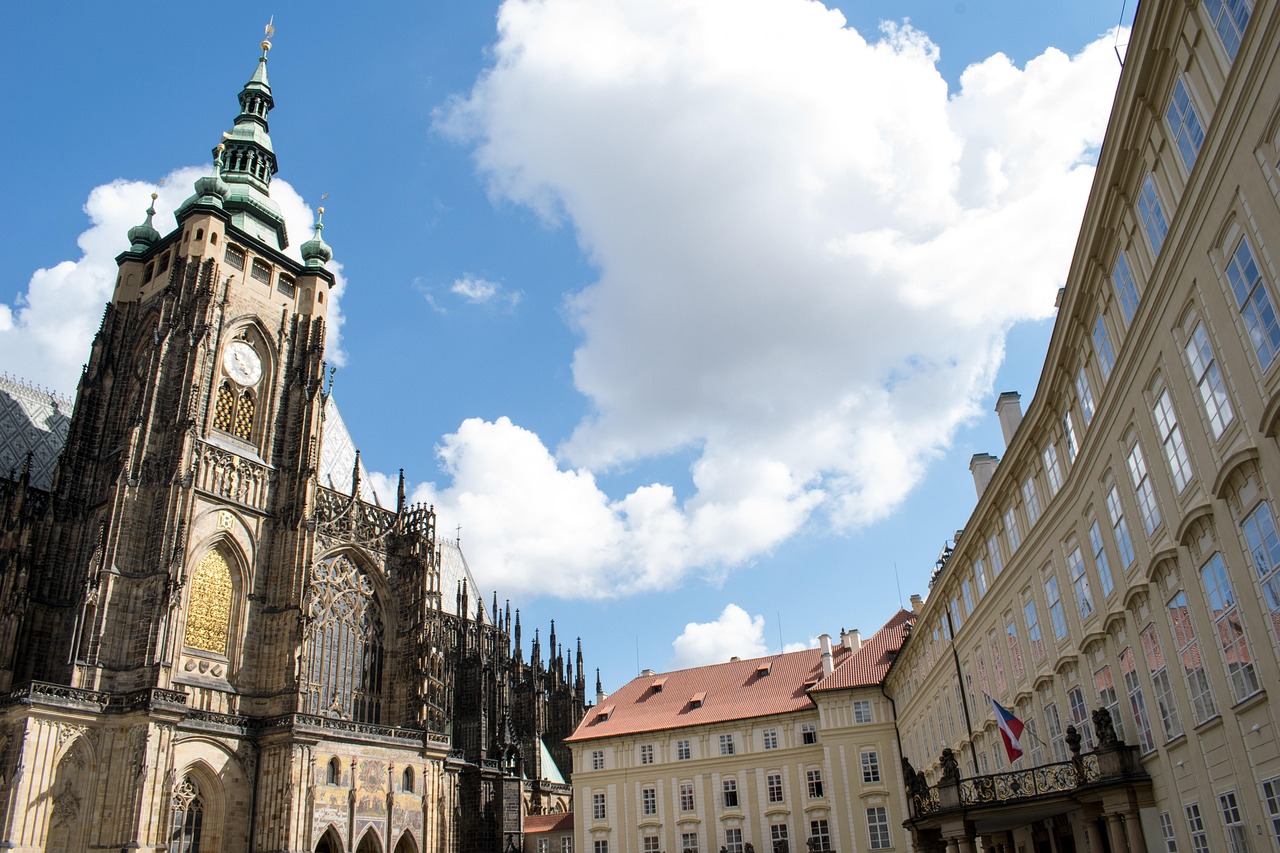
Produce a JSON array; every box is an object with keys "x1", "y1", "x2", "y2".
[{"x1": 261, "y1": 17, "x2": 275, "y2": 55}]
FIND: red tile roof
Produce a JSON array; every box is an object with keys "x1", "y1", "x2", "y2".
[
  {"x1": 567, "y1": 610, "x2": 914, "y2": 743},
  {"x1": 524, "y1": 813, "x2": 574, "y2": 833}
]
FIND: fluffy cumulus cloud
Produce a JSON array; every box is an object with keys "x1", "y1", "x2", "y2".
[
  {"x1": 452, "y1": 275, "x2": 522, "y2": 308},
  {"x1": 422, "y1": 0, "x2": 1122, "y2": 597},
  {"x1": 671, "y1": 604, "x2": 769, "y2": 669},
  {"x1": 0, "y1": 168, "x2": 346, "y2": 396}
]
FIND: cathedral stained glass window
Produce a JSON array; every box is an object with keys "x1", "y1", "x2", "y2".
[
  {"x1": 169, "y1": 776, "x2": 204, "y2": 853},
  {"x1": 303, "y1": 555, "x2": 385, "y2": 723}
]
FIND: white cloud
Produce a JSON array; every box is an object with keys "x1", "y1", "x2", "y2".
[
  {"x1": 671, "y1": 604, "x2": 769, "y2": 669},
  {"x1": 452, "y1": 274, "x2": 522, "y2": 308},
  {"x1": 423, "y1": 0, "x2": 1122, "y2": 595},
  {"x1": 1, "y1": 167, "x2": 346, "y2": 396}
]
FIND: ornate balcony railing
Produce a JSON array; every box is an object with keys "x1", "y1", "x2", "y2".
[
  {"x1": 960, "y1": 756, "x2": 1101, "y2": 806},
  {"x1": 193, "y1": 439, "x2": 270, "y2": 511}
]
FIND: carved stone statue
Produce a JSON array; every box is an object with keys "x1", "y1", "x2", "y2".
[
  {"x1": 940, "y1": 747, "x2": 961, "y2": 783},
  {"x1": 1065, "y1": 724, "x2": 1082, "y2": 759},
  {"x1": 1092, "y1": 706, "x2": 1118, "y2": 747}
]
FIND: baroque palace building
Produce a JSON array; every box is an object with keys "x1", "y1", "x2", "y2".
[
  {"x1": 0, "y1": 35, "x2": 586, "y2": 853},
  {"x1": 884, "y1": 0, "x2": 1280, "y2": 850}
]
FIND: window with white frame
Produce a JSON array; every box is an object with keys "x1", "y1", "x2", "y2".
[
  {"x1": 1024, "y1": 595, "x2": 1045, "y2": 662},
  {"x1": 679, "y1": 782, "x2": 695, "y2": 812},
  {"x1": 1063, "y1": 412, "x2": 1079, "y2": 463},
  {"x1": 962, "y1": 578, "x2": 975, "y2": 615},
  {"x1": 563, "y1": 838, "x2": 574, "y2": 853},
  {"x1": 1077, "y1": 366, "x2": 1097, "y2": 424},
  {"x1": 1006, "y1": 507, "x2": 1022, "y2": 552},
  {"x1": 539, "y1": 839, "x2": 550, "y2": 853},
  {"x1": 640, "y1": 744, "x2": 655, "y2": 765},
  {"x1": 681, "y1": 833, "x2": 699, "y2": 853},
  {"x1": 1203, "y1": 0, "x2": 1252, "y2": 60},
  {"x1": 1225, "y1": 234, "x2": 1280, "y2": 369},
  {"x1": 1044, "y1": 701, "x2": 1067, "y2": 762},
  {"x1": 988, "y1": 534, "x2": 1004, "y2": 577},
  {"x1": 719, "y1": 734, "x2": 735, "y2": 756},
  {"x1": 724, "y1": 828, "x2": 743, "y2": 853},
  {"x1": 801, "y1": 722, "x2": 817, "y2": 744},
  {"x1": 1263, "y1": 776, "x2": 1280, "y2": 850},
  {"x1": 1105, "y1": 485, "x2": 1137, "y2": 569},
  {"x1": 1121, "y1": 646, "x2": 1156, "y2": 752},
  {"x1": 770, "y1": 824, "x2": 788, "y2": 853},
  {"x1": 1094, "y1": 316, "x2": 1117, "y2": 381},
  {"x1": 593, "y1": 793, "x2": 606, "y2": 820},
  {"x1": 1025, "y1": 716, "x2": 1045, "y2": 765},
  {"x1": 1201, "y1": 553, "x2": 1261, "y2": 700},
  {"x1": 1219, "y1": 790, "x2": 1249, "y2": 853},
  {"x1": 1045, "y1": 573, "x2": 1068, "y2": 640},
  {"x1": 677, "y1": 739, "x2": 691, "y2": 761},
  {"x1": 1167, "y1": 77, "x2": 1206, "y2": 172},
  {"x1": 591, "y1": 750, "x2": 604, "y2": 771},
  {"x1": 1168, "y1": 590, "x2": 1218, "y2": 723},
  {"x1": 722, "y1": 779, "x2": 739, "y2": 808},
  {"x1": 867, "y1": 806, "x2": 891, "y2": 850},
  {"x1": 861, "y1": 750, "x2": 881, "y2": 783},
  {"x1": 975, "y1": 558, "x2": 988, "y2": 597},
  {"x1": 1023, "y1": 478, "x2": 1042, "y2": 526},
  {"x1": 594, "y1": 841, "x2": 609, "y2": 853},
  {"x1": 1186, "y1": 802, "x2": 1210, "y2": 853},
  {"x1": 642, "y1": 787, "x2": 657, "y2": 815},
  {"x1": 806, "y1": 769, "x2": 824, "y2": 798},
  {"x1": 1006, "y1": 616, "x2": 1026, "y2": 681},
  {"x1": 853, "y1": 700, "x2": 872, "y2": 723},
  {"x1": 762, "y1": 727, "x2": 779, "y2": 750},
  {"x1": 1158, "y1": 811, "x2": 1178, "y2": 853},
  {"x1": 1185, "y1": 321, "x2": 1234, "y2": 438},
  {"x1": 766, "y1": 773, "x2": 783, "y2": 803},
  {"x1": 1094, "y1": 665, "x2": 1125, "y2": 741},
  {"x1": 1067, "y1": 686, "x2": 1095, "y2": 749},
  {"x1": 1044, "y1": 444, "x2": 1064, "y2": 494},
  {"x1": 1153, "y1": 388, "x2": 1193, "y2": 491},
  {"x1": 1066, "y1": 547, "x2": 1094, "y2": 619},
  {"x1": 1241, "y1": 501, "x2": 1280, "y2": 643},
  {"x1": 643, "y1": 837, "x2": 661, "y2": 853},
  {"x1": 1088, "y1": 520, "x2": 1115, "y2": 597},
  {"x1": 1141, "y1": 623, "x2": 1183, "y2": 741},
  {"x1": 1127, "y1": 439, "x2": 1161, "y2": 535},
  {"x1": 1113, "y1": 250, "x2": 1141, "y2": 326},
  {"x1": 1138, "y1": 173, "x2": 1169, "y2": 255},
  {"x1": 809, "y1": 820, "x2": 831, "y2": 853}
]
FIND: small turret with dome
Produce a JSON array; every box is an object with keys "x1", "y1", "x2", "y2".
[
  {"x1": 300, "y1": 207, "x2": 333, "y2": 268},
  {"x1": 126, "y1": 194, "x2": 161, "y2": 252}
]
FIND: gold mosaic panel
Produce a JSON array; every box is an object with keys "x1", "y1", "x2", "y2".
[
  {"x1": 233, "y1": 391, "x2": 254, "y2": 440},
  {"x1": 184, "y1": 551, "x2": 233, "y2": 656},
  {"x1": 213, "y1": 383, "x2": 235, "y2": 432}
]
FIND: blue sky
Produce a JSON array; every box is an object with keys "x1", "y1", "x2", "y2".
[{"x1": 1, "y1": 1, "x2": 1130, "y2": 692}]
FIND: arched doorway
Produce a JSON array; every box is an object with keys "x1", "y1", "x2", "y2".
[
  {"x1": 315, "y1": 826, "x2": 344, "y2": 853},
  {"x1": 355, "y1": 829, "x2": 383, "y2": 853},
  {"x1": 394, "y1": 832, "x2": 419, "y2": 853}
]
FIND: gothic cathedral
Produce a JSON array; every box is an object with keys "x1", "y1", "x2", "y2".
[{"x1": 0, "y1": 35, "x2": 588, "y2": 853}]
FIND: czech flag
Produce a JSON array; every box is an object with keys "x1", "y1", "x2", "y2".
[{"x1": 990, "y1": 697, "x2": 1026, "y2": 763}]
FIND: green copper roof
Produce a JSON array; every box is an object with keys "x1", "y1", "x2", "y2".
[
  {"x1": 126, "y1": 194, "x2": 161, "y2": 252},
  {"x1": 300, "y1": 209, "x2": 333, "y2": 267}
]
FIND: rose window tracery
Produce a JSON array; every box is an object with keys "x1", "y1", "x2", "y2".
[{"x1": 303, "y1": 555, "x2": 385, "y2": 723}]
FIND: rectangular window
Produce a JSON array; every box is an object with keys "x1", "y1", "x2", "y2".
[
  {"x1": 1046, "y1": 574, "x2": 1068, "y2": 640},
  {"x1": 643, "y1": 837, "x2": 661, "y2": 853},
  {"x1": 1121, "y1": 646, "x2": 1156, "y2": 752},
  {"x1": 1094, "y1": 665, "x2": 1125, "y2": 741},
  {"x1": 951, "y1": 597, "x2": 964, "y2": 633},
  {"x1": 1094, "y1": 316, "x2": 1117, "y2": 381},
  {"x1": 1219, "y1": 791, "x2": 1249, "y2": 853},
  {"x1": 593, "y1": 793, "x2": 606, "y2": 821},
  {"x1": 1127, "y1": 440, "x2": 1162, "y2": 535},
  {"x1": 1263, "y1": 776, "x2": 1280, "y2": 849},
  {"x1": 1168, "y1": 590, "x2": 1217, "y2": 723},
  {"x1": 867, "y1": 806, "x2": 891, "y2": 850},
  {"x1": 722, "y1": 779, "x2": 739, "y2": 808},
  {"x1": 1063, "y1": 412, "x2": 1079, "y2": 462},
  {"x1": 766, "y1": 773, "x2": 783, "y2": 803},
  {"x1": 962, "y1": 579, "x2": 975, "y2": 615},
  {"x1": 1186, "y1": 802, "x2": 1210, "y2": 853},
  {"x1": 1203, "y1": 0, "x2": 1252, "y2": 60},
  {"x1": 1077, "y1": 367, "x2": 1097, "y2": 424},
  {"x1": 1154, "y1": 389, "x2": 1193, "y2": 491},
  {"x1": 1139, "y1": 173, "x2": 1170, "y2": 255},
  {"x1": 1167, "y1": 77, "x2": 1206, "y2": 172},
  {"x1": 1106, "y1": 486, "x2": 1137, "y2": 569},
  {"x1": 853, "y1": 700, "x2": 872, "y2": 723},
  {"x1": 680, "y1": 782, "x2": 695, "y2": 812},
  {"x1": 989, "y1": 630, "x2": 1007, "y2": 693},
  {"x1": 1067, "y1": 547, "x2": 1094, "y2": 619},
  {"x1": 1185, "y1": 322, "x2": 1234, "y2": 438},
  {"x1": 1024, "y1": 596, "x2": 1045, "y2": 662},
  {"x1": 1044, "y1": 701, "x2": 1068, "y2": 762},
  {"x1": 1089, "y1": 520, "x2": 1115, "y2": 597},
  {"x1": 770, "y1": 824, "x2": 789, "y2": 853},
  {"x1": 725, "y1": 828, "x2": 743, "y2": 853},
  {"x1": 1227, "y1": 235, "x2": 1280, "y2": 370},
  {"x1": 1006, "y1": 508, "x2": 1022, "y2": 552},
  {"x1": 250, "y1": 257, "x2": 273, "y2": 285},
  {"x1": 1006, "y1": 617, "x2": 1026, "y2": 681},
  {"x1": 975, "y1": 558, "x2": 988, "y2": 597},
  {"x1": 642, "y1": 787, "x2": 657, "y2": 816},
  {"x1": 681, "y1": 833, "x2": 699, "y2": 853},
  {"x1": 1026, "y1": 717, "x2": 1044, "y2": 765},
  {"x1": 539, "y1": 840, "x2": 550, "y2": 853},
  {"x1": 806, "y1": 769, "x2": 824, "y2": 799},
  {"x1": 1142, "y1": 623, "x2": 1184, "y2": 741},
  {"x1": 1201, "y1": 553, "x2": 1261, "y2": 700},
  {"x1": 677, "y1": 740, "x2": 691, "y2": 761},
  {"x1": 1113, "y1": 250, "x2": 1141, "y2": 326},
  {"x1": 591, "y1": 750, "x2": 604, "y2": 771},
  {"x1": 988, "y1": 535, "x2": 1004, "y2": 577},
  {"x1": 1158, "y1": 811, "x2": 1178, "y2": 853},
  {"x1": 801, "y1": 722, "x2": 817, "y2": 744},
  {"x1": 809, "y1": 820, "x2": 831, "y2": 853},
  {"x1": 861, "y1": 750, "x2": 881, "y2": 783},
  {"x1": 277, "y1": 272, "x2": 296, "y2": 297},
  {"x1": 1068, "y1": 686, "x2": 1095, "y2": 749},
  {"x1": 640, "y1": 744, "x2": 655, "y2": 765},
  {"x1": 1045, "y1": 444, "x2": 1064, "y2": 494},
  {"x1": 719, "y1": 734, "x2": 735, "y2": 756},
  {"x1": 1242, "y1": 501, "x2": 1280, "y2": 643},
  {"x1": 762, "y1": 728, "x2": 779, "y2": 750},
  {"x1": 224, "y1": 244, "x2": 246, "y2": 271},
  {"x1": 594, "y1": 842, "x2": 609, "y2": 853},
  {"x1": 564, "y1": 838, "x2": 574, "y2": 853},
  {"x1": 1023, "y1": 478, "x2": 1042, "y2": 526}
]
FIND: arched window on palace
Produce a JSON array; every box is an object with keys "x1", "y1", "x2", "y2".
[
  {"x1": 183, "y1": 552, "x2": 233, "y2": 656},
  {"x1": 303, "y1": 555, "x2": 385, "y2": 723},
  {"x1": 169, "y1": 776, "x2": 204, "y2": 853}
]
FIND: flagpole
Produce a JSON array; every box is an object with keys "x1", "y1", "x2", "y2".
[{"x1": 943, "y1": 607, "x2": 981, "y2": 776}]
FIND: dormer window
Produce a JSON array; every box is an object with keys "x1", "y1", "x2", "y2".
[
  {"x1": 690, "y1": 691, "x2": 706, "y2": 709},
  {"x1": 651, "y1": 676, "x2": 667, "y2": 692}
]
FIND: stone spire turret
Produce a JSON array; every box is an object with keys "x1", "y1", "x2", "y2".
[{"x1": 126, "y1": 194, "x2": 160, "y2": 252}]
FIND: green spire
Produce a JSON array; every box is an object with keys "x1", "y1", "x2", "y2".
[
  {"x1": 300, "y1": 207, "x2": 333, "y2": 267},
  {"x1": 126, "y1": 193, "x2": 160, "y2": 252},
  {"x1": 219, "y1": 35, "x2": 278, "y2": 195}
]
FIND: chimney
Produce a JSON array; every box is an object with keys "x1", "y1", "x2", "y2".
[
  {"x1": 910, "y1": 593, "x2": 924, "y2": 614},
  {"x1": 848, "y1": 629, "x2": 862, "y2": 653},
  {"x1": 970, "y1": 453, "x2": 998, "y2": 497},
  {"x1": 995, "y1": 392, "x2": 1023, "y2": 448},
  {"x1": 819, "y1": 634, "x2": 834, "y2": 677}
]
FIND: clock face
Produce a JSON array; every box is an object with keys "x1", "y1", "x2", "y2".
[{"x1": 223, "y1": 340, "x2": 263, "y2": 386}]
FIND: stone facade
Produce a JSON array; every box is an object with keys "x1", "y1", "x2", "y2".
[{"x1": 0, "y1": 39, "x2": 586, "y2": 853}]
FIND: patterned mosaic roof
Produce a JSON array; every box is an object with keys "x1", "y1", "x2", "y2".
[
  {"x1": 317, "y1": 395, "x2": 378, "y2": 504},
  {"x1": 0, "y1": 375, "x2": 74, "y2": 491},
  {"x1": 438, "y1": 539, "x2": 489, "y2": 623}
]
